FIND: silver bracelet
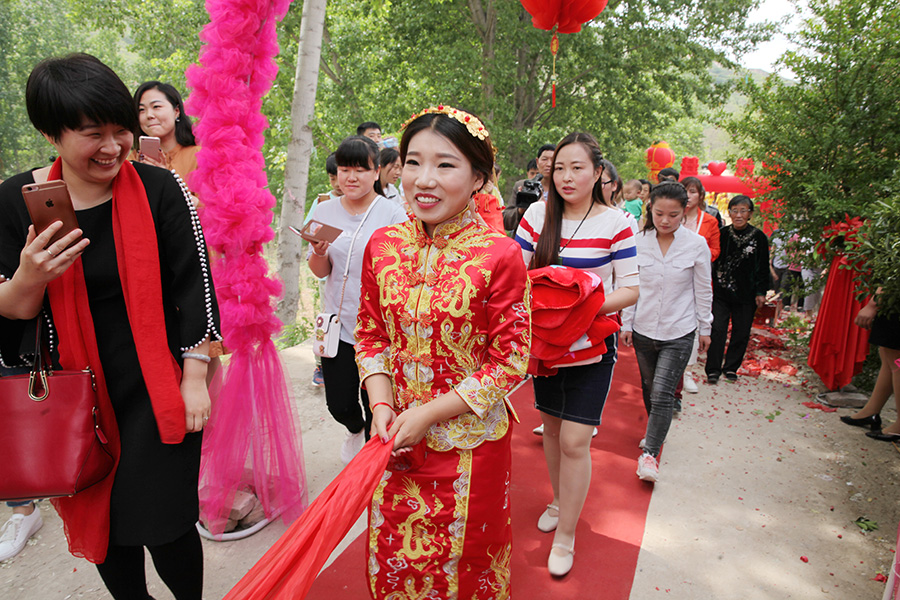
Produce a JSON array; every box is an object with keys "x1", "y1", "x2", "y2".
[{"x1": 181, "y1": 352, "x2": 211, "y2": 363}]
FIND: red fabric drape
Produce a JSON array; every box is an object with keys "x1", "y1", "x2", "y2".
[
  {"x1": 46, "y1": 159, "x2": 185, "y2": 562},
  {"x1": 807, "y1": 256, "x2": 870, "y2": 390},
  {"x1": 224, "y1": 439, "x2": 393, "y2": 599}
]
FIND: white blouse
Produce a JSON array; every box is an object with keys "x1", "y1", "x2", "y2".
[{"x1": 622, "y1": 226, "x2": 713, "y2": 341}]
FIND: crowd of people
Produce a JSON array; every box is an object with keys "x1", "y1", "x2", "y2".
[{"x1": 0, "y1": 51, "x2": 896, "y2": 600}]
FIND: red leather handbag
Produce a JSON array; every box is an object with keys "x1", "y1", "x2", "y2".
[{"x1": 0, "y1": 319, "x2": 114, "y2": 501}]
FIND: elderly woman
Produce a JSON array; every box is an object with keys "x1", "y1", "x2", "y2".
[
  {"x1": 705, "y1": 195, "x2": 770, "y2": 384},
  {"x1": 0, "y1": 54, "x2": 219, "y2": 599}
]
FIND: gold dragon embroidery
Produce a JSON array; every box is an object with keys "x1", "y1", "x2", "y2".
[{"x1": 392, "y1": 478, "x2": 444, "y2": 562}]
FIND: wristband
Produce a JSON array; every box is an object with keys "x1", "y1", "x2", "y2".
[
  {"x1": 311, "y1": 247, "x2": 327, "y2": 257},
  {"x1": 371, "y1": 402, "x2": 396, "y2": 413},
  {"x1": 182, "y1": 352, "x2": 212, "y2": 363}
]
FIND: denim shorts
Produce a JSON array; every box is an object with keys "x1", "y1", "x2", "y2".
[{"x1": 533, "y1": 333, "x2": 618, "y2": 426}]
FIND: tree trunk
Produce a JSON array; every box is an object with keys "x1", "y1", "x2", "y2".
[{"x1": 275, "y1": 0, "x2": 328, "y2": 328}]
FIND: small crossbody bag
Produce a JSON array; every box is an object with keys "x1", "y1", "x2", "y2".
[{"x1": 313, "y1": 197, "x2": 380, "y2": 358}]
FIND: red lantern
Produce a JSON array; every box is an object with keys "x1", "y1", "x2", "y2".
[
  {"x1": 521, "y1": 0, "x2": 609, "y2": 34},
  {"x1": 646, "y1": 142, "x2": 676, "y2": 183},
  {"x1": 520, "y1": 0, "x2": 609, "y2": 106}
]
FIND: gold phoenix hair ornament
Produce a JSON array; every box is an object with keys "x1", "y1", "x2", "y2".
[{"x1": 401, "y1": 105, "x2": 489, "y2": 140}]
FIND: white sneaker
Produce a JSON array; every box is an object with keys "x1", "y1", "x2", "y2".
[
  {"x1": 0, "y1": 508, "x2": 43, "y2": 562},
  {"x1": 340, "y1": 430, "x2": 366, "y2": 464},
  {"x1": 683, "y1": 372, "x2": 699, "y2": 394},
  {"x1": 636, "y1": 453, "x2": 659, "y2": 482}
]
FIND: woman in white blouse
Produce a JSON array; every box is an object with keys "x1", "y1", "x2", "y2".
[{"x1": 621, "y1": 181, "x2": 712, "y2": 483}]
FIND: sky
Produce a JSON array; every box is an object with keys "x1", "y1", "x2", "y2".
[{"x1": 739, "y1": 0, "x2": 807, "y2": 77}]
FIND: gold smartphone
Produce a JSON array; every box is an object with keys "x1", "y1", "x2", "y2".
[{"x1": 22, "y1": 180, "x2": 82, "y2": 249}]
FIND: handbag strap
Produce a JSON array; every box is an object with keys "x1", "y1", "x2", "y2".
[
  {"x1": 29, "y1": 317, "x2": 50, "y2": 401},
  {"x1": 335, "y1": 196, "x2": 381, "y2": 323}
]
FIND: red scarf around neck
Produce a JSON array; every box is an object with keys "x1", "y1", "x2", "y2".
[{"x1": 45, "y1": 158, "x2": 185, "y2": 563}]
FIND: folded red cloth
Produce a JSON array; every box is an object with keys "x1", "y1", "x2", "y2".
[{"x1": 528, "y1": 265, "x2": 620, "y2": 375}]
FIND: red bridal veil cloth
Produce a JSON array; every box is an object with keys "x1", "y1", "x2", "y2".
[
  {"x1": 807, "y1": 255, "x2": 870, "y2": 390},
  {"x1": 224, "y1": 439, "x2": 393, "y2": 599}
]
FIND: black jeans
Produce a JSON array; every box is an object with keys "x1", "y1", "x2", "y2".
[
  {"x1": 320, "y1": 339, "x2": 371, "y2": 437},
  {"x1": 632, "y1": 330, "x2": 694, "y2": 457},
  {"x1": 706, "y1": 296, "x2": 756, "y2": 377}
]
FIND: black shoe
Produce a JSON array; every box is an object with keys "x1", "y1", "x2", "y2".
[
  {"x1": 865, "y1": 430, "x2": 900, "y2": 442},
  {"x1": 707, "y1": 374, "x2": 719, "y2": 385},
  {"x1": 724, "y1": 371, "x2": 738, "y2": 382},
  {"x1": 840, "y1": 414, "x2": 882, "y2": 431}
]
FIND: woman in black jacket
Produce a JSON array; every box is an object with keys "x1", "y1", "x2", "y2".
[{"x1": 705, "y1": 195, "x2": 771, "y2": 383}]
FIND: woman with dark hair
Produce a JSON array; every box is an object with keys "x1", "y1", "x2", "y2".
[
  {"x1": 680, "y1": 176, "x2": 720, "y2": 262},
  {"x1": 377, "y1": 146, "x2": 403, "y2": 205},
  {"x1": 133, "y1": 82, "x2": 199, "y2": 187},
  {"x1": 706, "y1": 195, "x2": 771, "y2": 384},
  {"x1": 356, "y1": 105, "x2": 530, "y2": 599},
  {"x1": 677, "y1": 176, "x2": 720, "y2": 395},
  {"x1": 621, "y1": 182, "x2": 712, "y2": 482},
  {"x1": 307, "y1": 136, "x2": 406, "y2": 464},
  {"x1": 515, "y1": 133, "x2": 639, "y2": 576},
  {"x1": 0, "y1": 53, "x2": 220, "y2": 599}
]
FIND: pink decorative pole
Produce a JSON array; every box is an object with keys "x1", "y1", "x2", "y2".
[{"x1": 185, "y1": 0, "x2": 307, "y2": 535}]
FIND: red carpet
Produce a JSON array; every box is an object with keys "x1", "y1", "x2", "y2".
[{"x1": 308, "y1": 345, "x2": 652, "y2": 599}]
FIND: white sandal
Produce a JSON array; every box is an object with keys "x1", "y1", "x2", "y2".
[{"x1": 537, "y1": 503, "x2": 559, "y2": 532}]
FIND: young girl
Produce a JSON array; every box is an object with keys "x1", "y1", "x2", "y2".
[
  {"x1": 307, "y1": 136, "x2": 407, "y2": 464},
  {"x1": 356, "y1": 106, "x2": 530, "y2": 599},
  {"x1": 515, "y1": 133, "x2": 639, "y2": 576},
  {"x1": 621, "y1": 182, "x2": 713, "y2": 482}
]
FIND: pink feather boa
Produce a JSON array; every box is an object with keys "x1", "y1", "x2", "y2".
[{"x1": 185, "y1": 0, "x2": 307, "y2": 535}]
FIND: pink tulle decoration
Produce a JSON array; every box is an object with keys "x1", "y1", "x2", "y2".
[{"x1": 185, "y1": 0, "x2": 306, "y2": 535}]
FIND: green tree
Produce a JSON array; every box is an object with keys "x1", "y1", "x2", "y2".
[
  {"x1": 726, "y1": 0, "x2": 900, "y2": 255},
  {"x1": 310, "y1": 0, "x2": 771, "y2": 192},
  {"x1": 0, "y1": 0, "x2": 89, "y2": 175}
]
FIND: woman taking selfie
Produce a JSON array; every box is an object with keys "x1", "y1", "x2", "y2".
[
  {"x1": 355, "y1": 106, "x2": 530, "y2": 599},
  {"x1": 0, "y1": 54, "x2": 220, "y2": 599},
  {"x1": 516, "y1": 134, "x2": 639, "y2": 576},
  {"x1": 307, "y1": 136, "x2": 407, "y2": 464}
]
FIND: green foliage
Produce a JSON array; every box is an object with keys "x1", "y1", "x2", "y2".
[
  {"x1": 2, "y1": 0, "x2": 772, "y2": 211},
  {"x1": 275, "y1": 317, "x2": 313, "y2": 350},
  {"x1": 845, "y1": 196, "x2": 900, "y2": 316},
  {"x1": 0, "y1": 0, "x2": 90, "y2": 175},
  {"x1": 726, "y1": 0, "x2": 900, "y2": 254}
]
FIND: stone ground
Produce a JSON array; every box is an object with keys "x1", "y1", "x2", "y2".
[{"x1": 3, "y1": 330, "x2": 899, "y2": 599}]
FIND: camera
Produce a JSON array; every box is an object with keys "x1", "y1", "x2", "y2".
[{"x1": 515, "y1": 178, "x2": 543, "y2": 209}]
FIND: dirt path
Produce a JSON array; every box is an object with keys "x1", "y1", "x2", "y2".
[
  {"x1": 2, "y1": 333, "x2": 898, "y2": 599},
  {"x1": 631, "y1": 330, "x2": 900, "y2": 598}
]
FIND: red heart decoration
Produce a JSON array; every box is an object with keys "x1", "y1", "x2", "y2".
[{"x1": 708, "y1": 161, "x2": 727, "y2": 176}]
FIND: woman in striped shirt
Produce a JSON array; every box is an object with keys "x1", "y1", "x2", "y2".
[{"x1": 515, "y1": 133, "x2": 639, "y2": 577}]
